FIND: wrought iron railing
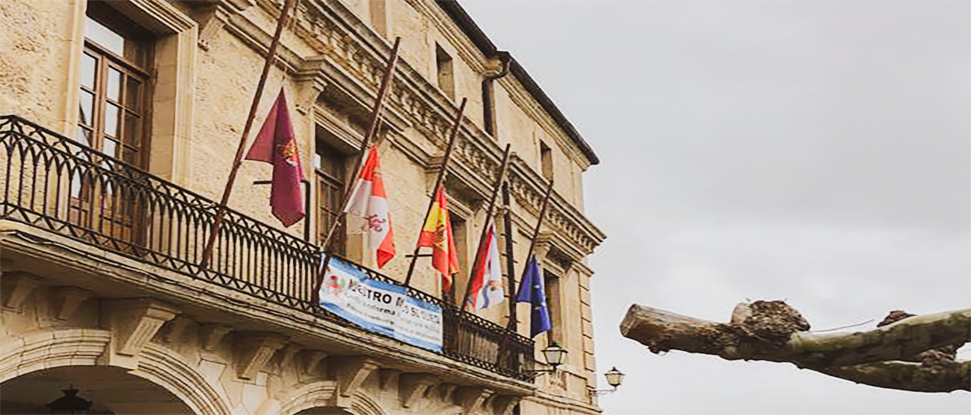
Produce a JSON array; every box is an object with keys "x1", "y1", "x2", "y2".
[{"x1": 0, "y1": 115, "x2": 533, "y2": 381}]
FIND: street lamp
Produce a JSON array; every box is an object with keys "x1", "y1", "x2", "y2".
[
  {"x1": 589, "y1": 367, "x2": 625, "y2": 396},
  {"x1": 541, "y1": 342, "x2": 567, "y2": 370},
  {"x1": 526, "y1": 342, "x2": 568, "y2": 379},
  {"x1": 47, "y1": 387, "x2": 92, "y2": 414}
]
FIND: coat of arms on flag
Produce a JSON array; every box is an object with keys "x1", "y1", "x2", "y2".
[
  {"x1": 344, "y1": 147, "x2": 396, "y2": 268},
  {"x1": 417, "y1": 187, "x2": 460, "y2": 291},
  {"x1": 468, "y1": 219, "x2": 504, "y2": 309}
]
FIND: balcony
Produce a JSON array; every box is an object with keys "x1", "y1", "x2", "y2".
[{"x1": 0, "y1": 114, "x2": 534, "y2": 381}]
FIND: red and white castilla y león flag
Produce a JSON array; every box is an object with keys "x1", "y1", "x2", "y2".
[
  {"x1": 344, "y1": 147, "x2": 396, "y2": 268},
  {"x1": 468, "y1": 219, "x2": 504, "y2": 309},
  {"x1": 417, "y1": 187, "x2": 460, "y2": 291},
  {"x1": 245, "y1": 89, "x2": 305, "y2": 228}
]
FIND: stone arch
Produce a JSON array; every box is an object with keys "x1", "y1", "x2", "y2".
[
  {"x1": 134, "y1": 343, "x2": 233, "y2": 415},
  {"x1": 0, "y1": 328, "x2": 230, "y2": 415},
  {"x1": 347, "y1": 392, "x2": 387, "y2": 415},
  {"x1": 277, "y1": 381, "x2": 338, "y2": 415},
  {"x1": 278, "y1": 382, "x2": 387, "y2": 415},
  {"x1": 0, "y1": 328, "x2": 111, "y2": 383}
]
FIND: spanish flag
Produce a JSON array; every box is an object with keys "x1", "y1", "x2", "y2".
[{"x1": 417, "y1": 187, "x2": 460, "y2": 291}]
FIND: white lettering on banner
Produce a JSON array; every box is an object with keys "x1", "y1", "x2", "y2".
[{"x1": 318, "y1": 255, "x2": 443, "y2": 351}]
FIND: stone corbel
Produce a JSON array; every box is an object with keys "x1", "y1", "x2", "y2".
[
  {"x1": 398, "y1": 373, "x2": 439, "y2": 409},
  {"x1": 1, "y1": 271, "x2": 43, "y2": 312},
  {"x1": 195, "y1": 5, "x2": 229, "y2": 51},
  {"x1": 378, "y1": 368, "x2": 401, "y2": 391},
  {"x1": 454, "y1": 387, "x2": 494, "y2": 415},
  {"x1": 335, "y1": 357, "x2": 380, "y2": 398},
  {"x1": 275, "y1": 342, "x2": 304, "y2": 371},
  {"x1": 235, "y1": 332, "x2": 287, "y2": 380},
  {"x1": 191, "y1": 0, "x2": 252, "y2": 51},
  {"x1": 163, "y1": 315, "x2": 194, "y2": 343},
  {"x1": 294, "y1": 56, "x2": 328, "y2": 115},
  {"x1": 302, "y1": 350, "x2": 328, "y2": 375},
  {"x1": 490, "y1": 395, "x2": 522, "y2": 415},
  {"x1": 533, "y1": 232, "x2": 553, "y2": 262},
  {"x1": 52, "y1": 286, "x2": 93, "y2": 321},
  {"x1": 107, "y1": 299, "x2": 179, "y2": 357},
  {"x1": 199, "y1": 324, "x2": 233, "y2": 352},
  {"x1": 437, "y1": 383, "x2": 459, "y2": 403}
]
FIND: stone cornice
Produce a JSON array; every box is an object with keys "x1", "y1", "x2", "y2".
[
  {"x1": 508, "y1": 157, "x2": 605, "y2": 255},
  {"x1": 236, "y1": 0, "x2": 604, "y2": 254},
  {"x1": 497, "y1": 74, "x2": 590, "y2": 170},
  {"x1": 401, "y1": 0, "x2": 491, "y2": 73}
]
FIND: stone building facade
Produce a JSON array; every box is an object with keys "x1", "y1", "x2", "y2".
[{"x1": 0, "y1": 0, "x2": 605, "y2": 414}]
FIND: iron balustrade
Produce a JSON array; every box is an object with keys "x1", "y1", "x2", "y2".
[{"x1": 0, "y1": 115, "x2": 534, "y2": 381}]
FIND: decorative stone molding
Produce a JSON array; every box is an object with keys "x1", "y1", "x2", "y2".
[
  {"x1": 508, "y1": 158, "x2": 604, "y2": 255},
  {"x1": 137, "y1": 343, "x2": 234, "y2": 415},
  {"x1": 199, "y1": 324, "x2": 233, "y2": 351},
  {"x1": 188, "y1": 0, "x2": 254, "y2": 51},
  {"x1": 398, "y1": 373, "x2": 440, "y2": 409},
  {"x1": 107, "y1": 299, "x2": 179, "y2": 357},
  {"x1": 52, "y1": 286, "x2": 93, "y2": 321},
  {"x1": 335, "y1": 357, "x2": 380, "y2": 398},
  {"x1": 238, "y1": 0, "x2": 604, "y2": 255},
  {"x1": 193, "y1": 5, "x2": 230, "y2": 51},
  {"x1": 294, "y1": 56, "x2": 329, "y2": 114},
  {"x1": 0, "y1": 328, "x2": 111, "y2": 383},
  {"x1": 0, "y1": 271, "x2": 43, "y2": 311},
  {"x1": 234, "y1": 332, "x2": 287, "y2": 379},
  {"x1": 453, "y1": 386, "x2": 493, "y2": 415},
  {"x1": 277, "y1": 381, "x2": 338, "y2": 415}
]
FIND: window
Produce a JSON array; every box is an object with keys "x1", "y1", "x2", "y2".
[
  {"x1": 69, "y1": 3, "x2": 155, "y2": 248},
  {"x1": 540, "y1": 141, "x2": 554, "y2": 181},
  {"x1": 78, "y1": 3, "x2": 153, "y2": 168},
  {"x1": 315, "y1": 140, "x2": 350, "y2": 254},
  {"x1": 435, "y1": 44, "x2": 455, "y2": 100},
  {"x1": 544, "y1": 269, "x2": 563, "y2": 345}
]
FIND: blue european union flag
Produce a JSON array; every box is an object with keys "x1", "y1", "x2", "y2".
[{"x1": 516, "y1": 257, "x2": 551, "y2": 338}]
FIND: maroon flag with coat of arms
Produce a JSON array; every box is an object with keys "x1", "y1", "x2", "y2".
[{"x1": 245, "y1": 89, "x2": 305, "y2": 227}]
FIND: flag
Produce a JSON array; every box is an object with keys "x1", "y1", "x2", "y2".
[
  {"x1": 516, "y1": 256, "x2": 551, "y2": 338},
  {"x1": 468, "y1": 219, "x2": 503, "y2": 309},
  {"x1": 417, "y1": 187, "x2": 459, "y2": 291},
  {"x1": 245, "y1": 89, "x2": 304, "y2": 227},
  {"x1": 344, "y1": 147, "x2": 396, "y2": 268}
]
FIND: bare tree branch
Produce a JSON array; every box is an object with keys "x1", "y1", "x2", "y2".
[
  {"x1": 620, "y1": 301, "x2": 971, "y2": 393},
  {"x1": 815, "y1": 359, "x2": 970, "y2": 393}
]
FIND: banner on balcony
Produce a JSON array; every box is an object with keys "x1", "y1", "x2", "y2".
[{"x1": 318, "y1": 255, "x2": 443, "y2": 352}]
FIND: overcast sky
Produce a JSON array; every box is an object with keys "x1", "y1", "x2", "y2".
[{"x1": 461, "y1": 1, "x2": 970, "y2": 414}]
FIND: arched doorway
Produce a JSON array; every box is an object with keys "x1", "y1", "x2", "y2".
[
  {"x1": 294, "y1": 408, "x2": 352, "y2": 415},
  {"x1": 1, "y1": 365, "x2": 195, "y2": 414}
]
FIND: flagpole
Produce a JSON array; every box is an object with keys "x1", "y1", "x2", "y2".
[
  {"x1": 403, "y1": 98, "x2": 467, "y2": 287},
  {"x1": 320, "y1": 37, "x2": 401, "y2": 253},
  {"x1": 517, "y1": 180, "x2": 555, "y2": 297},
  {"x1": 459, "y1": 144, "x2": 512, "y2": 310},
  {"x1": 202, "y1": 0, "x2": 297, "y2": 267},
  {"x1": 501, "y1": 181, "x2": 518, "y2": 331}
]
